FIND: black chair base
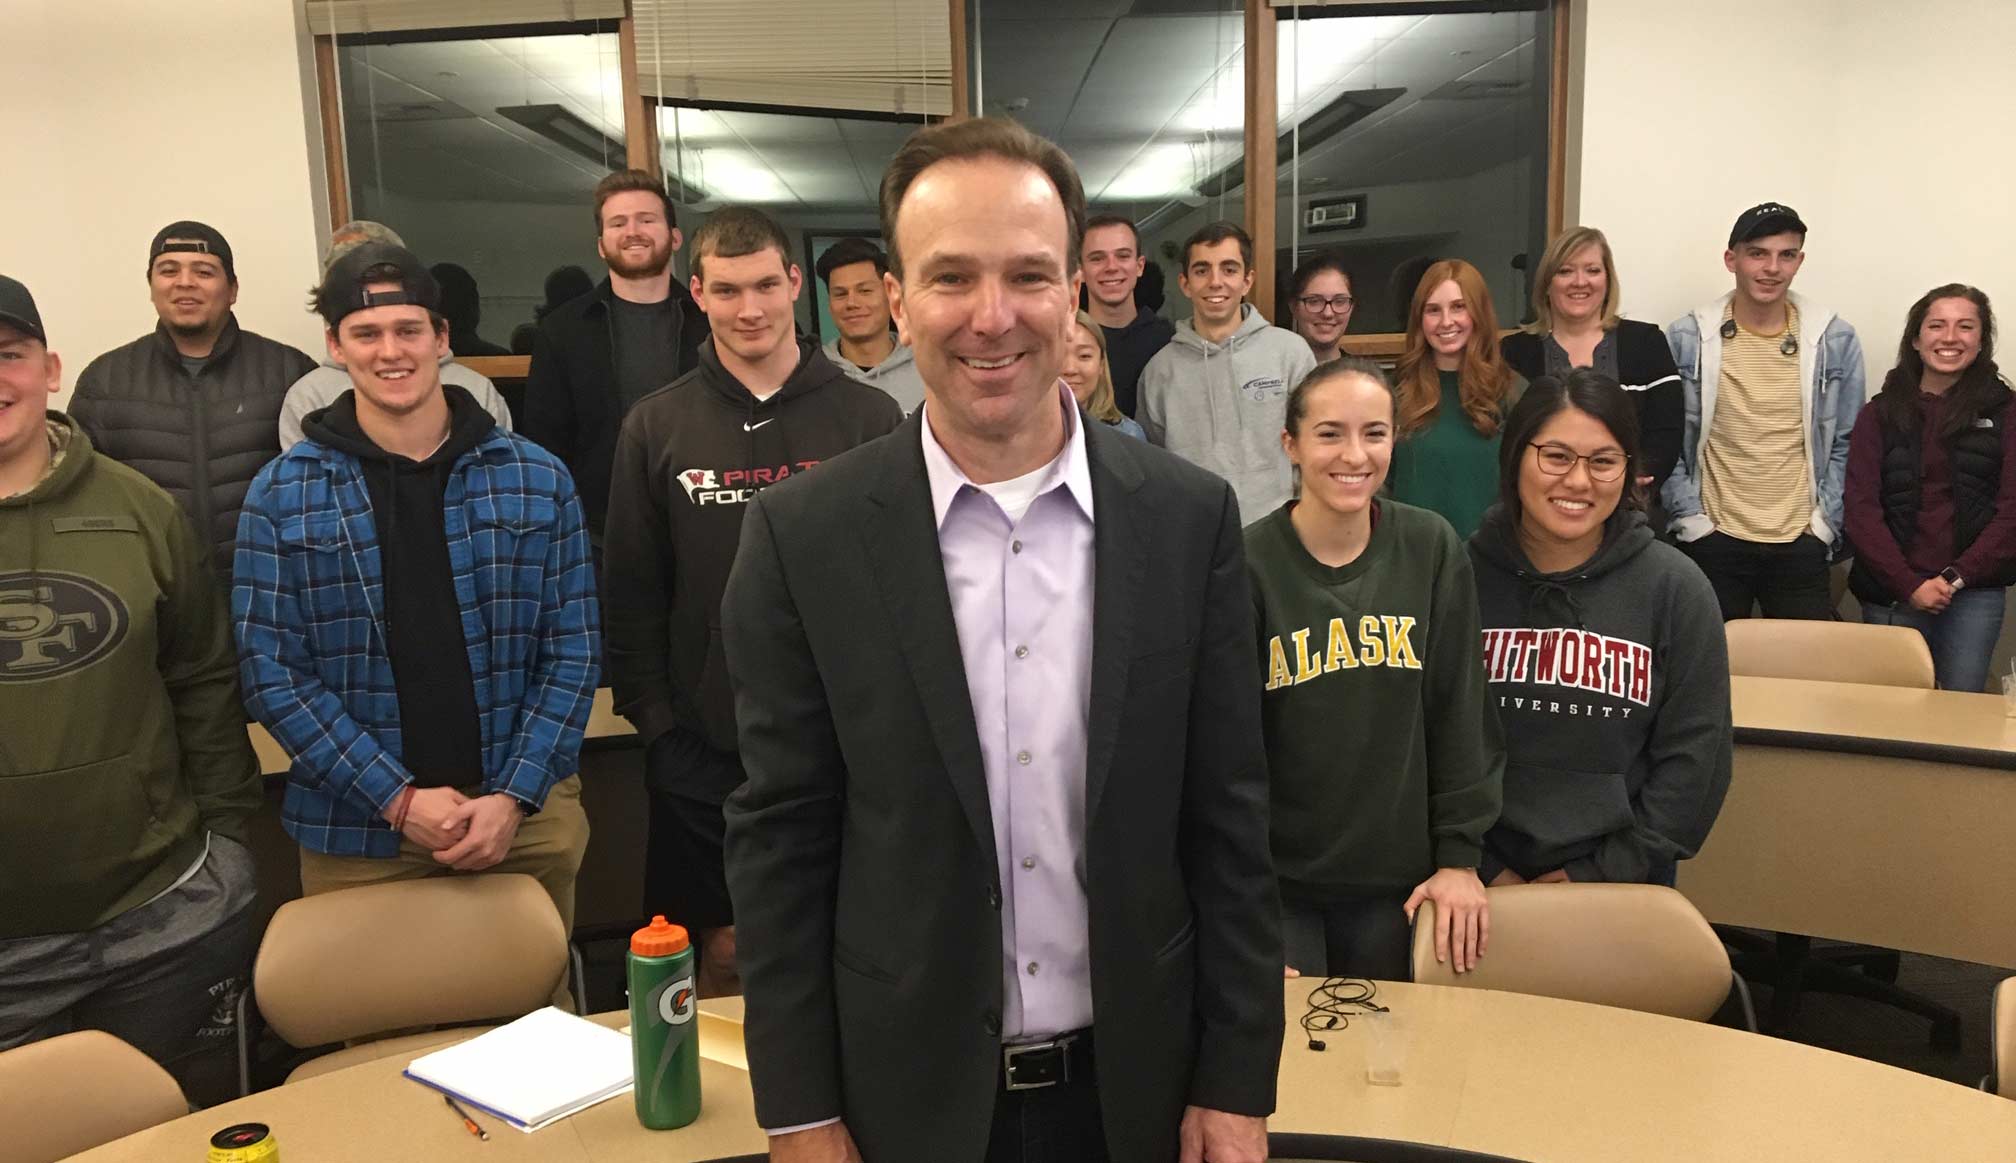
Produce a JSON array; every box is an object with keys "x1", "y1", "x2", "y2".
[{"x1": 1722, "y1": 928, "x2": 1961, "y2": 1053}]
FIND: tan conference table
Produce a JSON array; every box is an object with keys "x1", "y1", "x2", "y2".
[
  {"x1": 1681, "y1": 675, "x2": 2016, "y2": 970},
  {"x1": 71, "y1": 982, "x2": 2016, "y2": 1162}
]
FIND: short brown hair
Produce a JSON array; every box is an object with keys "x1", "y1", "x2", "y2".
[
  {"x1": 1181, "y1": 221, "x2": 1253, "y2": 272},
  {"x1": 879, "y1": 117, "x2": 1086, "y2": 280},
  {"x1": 1083, "y1": 214, "x2": 1140, "y2": 252},
  {"x1": 593, "y1": 170, "x2": 676, "y2": 231},
  {"x1": 688, "y1": 206, "x2": 794, "y2": 282}
]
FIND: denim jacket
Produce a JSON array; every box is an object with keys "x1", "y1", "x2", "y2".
[
  {"x1": 232, "y1": 426, "x2": 601, "y2": 857},
  {"x1": 1659, "y1": 290, "x2": 1866, "y2": 551}
]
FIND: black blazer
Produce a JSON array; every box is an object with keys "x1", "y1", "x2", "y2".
[
  {"x1": 521, "y1": 278, "x2": 707, "y2": 533},
  {"x1": 721, "y1": 412, "x2": 1283, "y2": 1162}
]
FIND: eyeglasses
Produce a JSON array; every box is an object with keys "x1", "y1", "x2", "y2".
[
  {"x1": 1296, "y1": 294, "x2": 1355, "y2": 315},
  {"x1": 1529, "y1": 442, "x2": 1628, "y2": 482}
]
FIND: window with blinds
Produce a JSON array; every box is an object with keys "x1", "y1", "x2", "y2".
[
  {"x1": 306, "y1": 0, "x2": 625, "y2": 36},
  {"x1": 631, "y1": 0, "x2": 952, "y2": 118}
]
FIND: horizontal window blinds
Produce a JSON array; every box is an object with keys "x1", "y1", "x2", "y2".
[
  {"x1": 631, "y1": 0, "x2": 951, "y2": 117},
  {"x1": 306, "y1": 0, "x2": 625, "y2": 36}
]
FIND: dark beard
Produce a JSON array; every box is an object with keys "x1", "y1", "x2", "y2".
[{"x1": 604, "y1": 242, "x2": 671, "y2": 280}]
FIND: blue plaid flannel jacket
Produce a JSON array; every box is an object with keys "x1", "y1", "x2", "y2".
[{"x1": 232, "y1": 426, "x2": 601, "y2": 857}]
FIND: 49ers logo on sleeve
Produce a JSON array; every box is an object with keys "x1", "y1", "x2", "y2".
[
  {"x1": 676, "y1": 461, "x2": 823, "y2": 506},
  {"x1": 0, "y1": 572, "x2": 130, "y2": 682}
]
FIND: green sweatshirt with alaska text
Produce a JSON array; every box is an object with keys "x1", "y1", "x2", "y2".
[{"x1": 1247, "y1": 499, "x2": 1503, "y2": 901}]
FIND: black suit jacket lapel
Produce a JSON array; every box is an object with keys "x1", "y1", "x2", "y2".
[
  {"x1": 864, "y1": 414, "x2": 998, "y2": 870},
  {"x1": 1084, "y1": 420, "x2": 1149, "y2": 825}
]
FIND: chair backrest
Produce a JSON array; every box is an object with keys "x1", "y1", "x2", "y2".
[
  {"x1": 0, "y1": 1030, "x2": 188, "y2": 1163},
  {"x1": 254, "y1": 873, "x2": 567, "y2": 1048},
  {"x1": 1996, "y1": 976, "x2": 2015, "y2": 1100},
  {"x1": 1411, "y1": 883, "x2": 1731, "y2": 1021},
  {"x1": 1724, "y1": 619, "x2": 1935, "y2": 688}
]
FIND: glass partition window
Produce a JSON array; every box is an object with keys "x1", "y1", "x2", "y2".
[
  {"x1": 979, "y1": 0, "x2": 1247, "y2": 326},
  {"x1": 336, "y1": 26, "x2": 625, "y2": 353},
  {"x1": 655, "y1": 106, "x2": 925, "y2": 337},
  {"x1": 1275, "y1": 4, "x2": 1551, "y2": 336}
]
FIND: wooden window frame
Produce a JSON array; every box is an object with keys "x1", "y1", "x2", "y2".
[
  {"x1": 310, "y1": 0, "x2": 1559, "y2": 369},
  {"x1": 1255, "y1": 0, "x2": 1571, "y2": 359}
]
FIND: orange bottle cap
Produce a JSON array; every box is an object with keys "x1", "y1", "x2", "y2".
[{"x1": 631, "y1": 915, "x2": 690, "y2": 957}]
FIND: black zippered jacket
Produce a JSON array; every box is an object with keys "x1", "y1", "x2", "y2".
[
  {"x1": 71, "y1": 316, "x2": 315, "y2": 577},
  {"x1": 522, "y1": 278, "x2": 708, "y2": 534},
  {"x1": 602, "y1": 338, "x2": 901, "y2": 790}
]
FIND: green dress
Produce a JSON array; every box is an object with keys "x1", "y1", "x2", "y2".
[{"x1": 1389, "y1": 369, "x2": 1516, "y2": 539}]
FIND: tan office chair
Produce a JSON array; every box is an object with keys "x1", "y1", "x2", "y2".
[
  {"x1": 0, "y1": 1030, "x2": 188, "y2": 1163},
  {"x1": 1993, "y1": 977, "x2": 2015, "y2": 1099},
  {"x1": 1411, "y1": 883, "x2": 1747, "y2": 1025},
  {"x1": 244, "y1": 873, "x2": 568, "y2": 1087},
  {"x1": 1723, "y1": 617, "x2": 1962, "y2": 1047},
  {"x1": 1724, "y1": 618, "x2": 1935, "y2": 688}
]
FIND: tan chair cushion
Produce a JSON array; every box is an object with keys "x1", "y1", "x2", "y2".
[
  {"x1": 285, "y1": 1027, "x2": 489, "y2": 1084},
  {"x1": 255, "y1": 873, "x2": 567, "y2": 1048},
  {"x1": 1412, "y1": 883, "x2": 1731, "y2": 1021},
  {"x1": 1996, "y1": 976, "x2": 2015, "y2": 1100},
  {"x1": 1725, "y1": 619, "x2": 1935, "y2": 688},
  {"x1": 0, "y1": 1030, "x2": 188, "y2": 1163}
]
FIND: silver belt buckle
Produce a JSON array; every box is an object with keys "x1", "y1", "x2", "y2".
[{"x1": 1001, "y1": 1035, "x2": 1072, "y2": 1091}]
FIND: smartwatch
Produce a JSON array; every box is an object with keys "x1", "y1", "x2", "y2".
[{"x1": 1939, "y1": 566, "x2": 1966, "y2": 590}]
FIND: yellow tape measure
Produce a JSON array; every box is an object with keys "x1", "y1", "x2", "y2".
[{"x1": 207, "y1": 1123, "x2": 279, "y2": 1163}]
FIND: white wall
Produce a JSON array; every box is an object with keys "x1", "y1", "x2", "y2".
[
  {"x1": 0, "y1": 0, "x2": 330, "y2": 407},
  {"x1": 1575, "y1": 0, "x2": 2016, "y2": 380}
]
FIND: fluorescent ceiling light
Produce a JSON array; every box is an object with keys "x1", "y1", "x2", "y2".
[{"x1": 670, "y1": 148, "x2": 794, "y2": 206}]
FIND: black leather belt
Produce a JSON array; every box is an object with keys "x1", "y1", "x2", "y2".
[{"x1": 1000, "y1": 1029, "x2": 1094, "y2": 1091}]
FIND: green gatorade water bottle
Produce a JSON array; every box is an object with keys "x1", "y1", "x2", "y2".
[{"x1": 628, "y1": 916, "x2": 701, "y2": 1129}]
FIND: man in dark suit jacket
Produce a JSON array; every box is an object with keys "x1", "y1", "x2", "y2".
[{"x1": 722, "y1": 117, "x2": 1282, "y2": 1163}]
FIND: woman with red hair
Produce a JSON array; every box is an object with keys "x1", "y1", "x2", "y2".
[{"x1": 1389, "y1": 260, "x2": 1525, "y2": 537}]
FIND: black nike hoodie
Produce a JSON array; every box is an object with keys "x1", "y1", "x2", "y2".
[
  {"x1": 603, "y1": 337, "x2": 902, "y2": 793},
  {"x1": 302, "y1": 384, "x2": 496, "y2": 788},
  {"x1": 1467, "y1": 506, "x2": 1733, "y2": 882}
]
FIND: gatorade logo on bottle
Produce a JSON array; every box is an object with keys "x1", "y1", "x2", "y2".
[{"x1": 660, "y1": 976, "x2": 696, "y2": 1026}]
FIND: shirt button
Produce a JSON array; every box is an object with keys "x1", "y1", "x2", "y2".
[
  {"x1": 1014, "y1": 645, "x2": 1029, "y2": 659},
  {"x1": 1021, "y1": 856, "x2": 1036, "y2": 870},
  {"x1": 1016, "y1": 750, "x2": 1031, "y2": 766},
  {"x1": 1026, "y1": 961, "x2": 1040, "y2": 976},
  {"x1": 1011, "y1": 540, "x2": 1023, "y2": 554}
]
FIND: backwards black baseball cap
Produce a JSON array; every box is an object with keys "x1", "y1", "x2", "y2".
[
  {"x1": 0, "y1": 274, "x2": 46, "y2": 344},
  {"x1": 149, "y1": 221, "x2": 237, "y2": 282},
  {"x1": 314, "y1": 242, "x2": 442, "y2": 329},
  {"x1": 1728, "y1": 202, "x2": 1808, "y2": 248}
]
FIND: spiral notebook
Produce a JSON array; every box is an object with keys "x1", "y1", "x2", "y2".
[{"x1": 403, "y1": 1007, "x2": 635, "y2": 1132}]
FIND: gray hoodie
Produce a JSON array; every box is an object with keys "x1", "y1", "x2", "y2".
[
  {"x1": 1136, "y1": 305, "x2": 1316, "y2": 523},
  {"x1": 823, "y1": 339, "x2": 927, "y2": 415},
  {"x1": 278, "y1": 354, "x2": 513, "y2": 449}
]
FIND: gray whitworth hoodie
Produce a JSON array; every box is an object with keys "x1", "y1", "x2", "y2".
[
  {"x1": 822, "y1": 339, "x2": 927, "y2": 415},
  {"x1": 1136, "y1": 304, "x2": 1317, "y2": 524},
  {"x1": 1468, "y1": 508, "x2": 1733, "y2": 883}
]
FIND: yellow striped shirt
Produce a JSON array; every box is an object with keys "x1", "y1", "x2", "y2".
[{"x1": 1700, "y1": 302, "x2": 1810, "y2": 543}]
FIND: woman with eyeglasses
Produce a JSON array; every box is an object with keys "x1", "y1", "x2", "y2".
[
  {"x1": 1249, "y1": 358, "x2": 1501, "y2": 980},
  {"x1": 1500, "y1": 227, "x2": 1683, "y2": 493},
  {"x1": 1843, "y1": 284, "x2": 2015, "y2": 692},
  {"x1": 1288, "y1": 253, "x2": 1354, "y2": 364},
  {"x1": 1388, "y1": 259, "x2": 1526, "y2": 538},
  {"x1": 1468, "y1": 370, "x2": 1731, "y2": 886}
]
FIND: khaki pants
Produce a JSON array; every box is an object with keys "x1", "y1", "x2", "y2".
[{"x1": 298, "y1": 775, "x2": 589, "y2": 1010}]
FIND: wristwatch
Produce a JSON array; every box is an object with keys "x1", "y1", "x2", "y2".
[{"x1": 1940, "y1": 566, "x2": 1966, "y2": 590}]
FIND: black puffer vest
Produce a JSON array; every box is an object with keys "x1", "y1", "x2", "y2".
[{"x1": 1849, "y1": 391, "x2": 2016, "y2": 602}]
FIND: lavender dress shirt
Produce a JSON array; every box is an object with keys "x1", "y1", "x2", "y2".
[{"x1": 920, "y1": 386, "x2": 1097, "y2": 1042}]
